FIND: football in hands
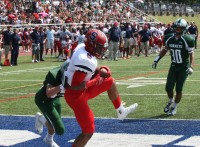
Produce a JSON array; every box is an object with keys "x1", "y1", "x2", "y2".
[
  {"x1": 99, "y1": 66, "x2": 112, "y2": 78},
  {"x1": 99, "y1": 68, "x2": 109, "y2": 78}
]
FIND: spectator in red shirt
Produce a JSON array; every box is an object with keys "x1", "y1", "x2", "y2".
[{"x1": 65, "y1": 16, "x2": 73, "y2": 23}]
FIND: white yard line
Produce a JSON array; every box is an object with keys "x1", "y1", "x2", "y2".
[
  {"x1": 0, "y1": 92, "x2": 35, "y2": 95},
  {"x1": 0, "y1": 80, "x2": 43, "y2": 82},
  {"x1": 1, "y1": 65, "x2": 200, "y2": 75},
  {"x1": 0, "y1": 66, "x2": 56, "y2": 75}
]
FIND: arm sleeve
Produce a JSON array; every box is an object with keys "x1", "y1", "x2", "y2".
[
  {"x1": 71, "y1": 70, "x2": 100, "y2": 88},
  {"x1": 71, "y1": 70, "x2": 87, "y2": 86}
]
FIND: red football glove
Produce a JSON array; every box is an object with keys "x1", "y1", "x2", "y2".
[{"x1": 99, "y1": 66, "x2": 111, "y2": 78}]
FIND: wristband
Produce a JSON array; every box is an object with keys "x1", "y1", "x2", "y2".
[
  {"x1": 59, "y1": 84, "x2": 64, "y2": 91},
  {"x1": 50, "y1": 94, "x2": 57, "y2": 98},
  {"x1": 154, "y1": 55, "x2": 161, "y2": 62}
]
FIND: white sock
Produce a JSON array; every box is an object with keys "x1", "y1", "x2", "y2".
[
  {"x1": 46, "y1": 133, "x2": 54, "y2": 141},
  {"x1": 169, "y1": 98, "x2": 174, "y2": 103},
  {"x1": 173, "y1": 103, "x2": 178, "y2": 109},
  {"x1": 117, "y1": 103, "x2": 124, "y2": 111},
  {"x1": 39, "y1": 115, "x2": 46, "y2": 125}
]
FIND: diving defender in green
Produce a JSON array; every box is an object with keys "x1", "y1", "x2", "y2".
[
  {"x1": 35, "y1": 61, "x2": 69, "y2": 147},
  {"x1": 152, "y1": 18, "x2": 195, "y2": 115}
]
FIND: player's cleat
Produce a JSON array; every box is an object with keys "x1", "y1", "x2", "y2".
[
  {"x1": 117, "y1": 103, "x2": 138, "y2": 120},
  {"x1": 164, "y1": 102, "x2": 173, "y2": 113},
  {"x1": 35, "y1": 112, "x2": 43, "y2": 134},
  {"x1": 43, "y1": 136, "x2": 59, "y2": 147},
  {"x1": 168, "y1": 107, "x2": 177, "y2": 116}
]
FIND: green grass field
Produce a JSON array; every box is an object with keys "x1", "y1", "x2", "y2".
[
  {"x1": 0, "y1": 15, "x2": 200, "y2": 120},
  {"x1": 154, "y1": 15, "x2": 200, "y2": 29}
]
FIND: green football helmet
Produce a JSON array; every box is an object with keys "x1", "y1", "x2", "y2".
[{"x1": 173, "y1": 18, "x2": 188, "y2": 35}]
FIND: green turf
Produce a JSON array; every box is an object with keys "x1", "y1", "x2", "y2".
[{"x1": 1, "y1": 47, "x2": 200, "y2": 119}]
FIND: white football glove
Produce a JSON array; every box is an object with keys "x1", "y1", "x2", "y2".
[
  {"x1": 152, "y1": 56, "x2": 161, "y2": 69},
  {"x1": 186, "y1": 67, "x2": 193, "y2": 75},
  {"x1": 59, "y1": 84, "x2": 65, "y2": 94},
  {"x1": 152, "y1": 61, "x2": 158, "y2": 69},
  {"x1": 56, "y1": 85, "x2": 65, "y2": 97}
]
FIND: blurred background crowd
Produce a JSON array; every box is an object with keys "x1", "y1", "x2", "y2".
[{"x1": 0, "y1": 0, "x2": 151, "y2": 25}]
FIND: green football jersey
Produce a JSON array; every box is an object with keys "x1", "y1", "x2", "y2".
[
  {"x1": 44, "y1": 67, "x2": 62, "y2": 87},
  {"x1": 39, "y1": 67, "x2": 62, "y2": 98},
  {"x1": 164, "y1": 34, "x2": 194, "y2": 65}
]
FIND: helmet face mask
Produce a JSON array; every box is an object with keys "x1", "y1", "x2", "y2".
[
  {"x1": 174, "y1": 26, "x2": 185, "y2": 35},
  {"x1": 84, "y1": 29, "x2": 108, "y2": 59},
  {"x1": 173, "y1": 18, "x2": 188, "y2": 35},
  {"x1": 93, "y1": 43, "x2": 108, "y2": 58}
]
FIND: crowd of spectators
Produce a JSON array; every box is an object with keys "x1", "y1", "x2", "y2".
[
  {"x1": 0, "y1": 0, "x2": 148, "y2": 26},
  {"x1": 0, "y1": 0, "x2": 151, "y2": 68}
]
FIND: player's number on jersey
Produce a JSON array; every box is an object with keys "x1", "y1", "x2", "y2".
[{"x1": 171, "y1": 49, "x2": 182, "y2": 63}]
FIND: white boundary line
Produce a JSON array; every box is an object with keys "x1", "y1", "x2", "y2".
[{"x1": 0, "y1": 114, "x2": 200, "y2": 121}]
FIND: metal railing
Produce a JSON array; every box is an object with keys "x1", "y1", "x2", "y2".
[
  {"x1": 132, "y1": 2, "x2": 199, "y2": 15},
  {"x1": 120, "y1": 1, "x2": 162, "y2": 24}
]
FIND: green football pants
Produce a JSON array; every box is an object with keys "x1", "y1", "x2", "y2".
[{"x1": 35, "y1": 91, "x2": 65, "y2": 135}]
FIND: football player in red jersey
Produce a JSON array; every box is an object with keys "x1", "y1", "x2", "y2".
[{"x1": 63, "y1": 29, "x2": 138, "y2": 147}]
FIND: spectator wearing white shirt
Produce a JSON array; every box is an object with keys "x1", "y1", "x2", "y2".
[
  {"x1": 45, "y1": 26, "x2": 55, "y2": 57},
  {"x1": 77, "y1": 29, "x2": 85, "y2": 44}
]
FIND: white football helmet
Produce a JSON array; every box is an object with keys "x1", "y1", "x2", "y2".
[{"x1": 173, "y1": 18, "x2": 188, "y2": 35}]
